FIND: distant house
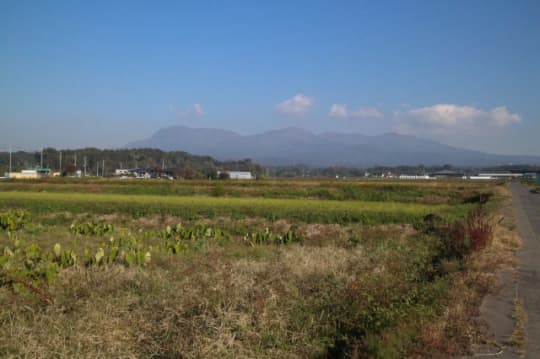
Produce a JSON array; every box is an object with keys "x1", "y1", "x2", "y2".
[
  {"x1": 219, "y1": 171, "x2": 254, "y2": 180},
  {"x1": 9, "y1": 168, "x2": 51, "y2": 179},
  {"x1": 132, "y1": 168, "x2": 152, "y2": 179},
  {"x1": 114, "y1": 169, "x2": 130, "y2": 176},
  {"x1": 127, "y1": 168, "x2": 174, "y2": 179}
]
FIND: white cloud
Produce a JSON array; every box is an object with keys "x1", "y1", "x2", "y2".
[
  {"x1": 192, "y1": 103, "x2": 204, "y2": 116},
  {"x1": 394, "y1": 104, "x2": 521, "y2": 136},
  {"x1": 329, "y1": 104, "x2": 348, "y2": 118},
  {"x1": 169, "y1": 103, "x2": 205, "y2": 118},
  {"x1": 490, "y1": 106, "x2": 521, "y2": 127},
  {"x1": 329, "y1": 104, "x2": 383, "y2": 119},
  {"x1": 276, "y1": 94, "x2": 314, "y2": 116}
]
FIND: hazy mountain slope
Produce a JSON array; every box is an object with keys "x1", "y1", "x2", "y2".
[{"x1": 126, "y1": 126, "x2": 540, "y2": 167}]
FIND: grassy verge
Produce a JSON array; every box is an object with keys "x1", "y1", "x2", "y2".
[
  {"x1": 509, "y1": 297, "x2": 526, "y2": 357},
  {"x1": 409, "y1": 187, "x2": 522, "y2": 356}
]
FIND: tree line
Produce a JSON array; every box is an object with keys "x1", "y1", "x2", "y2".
[{"x1": 0, "y1": 148, "x2": 263, "y2": 179}]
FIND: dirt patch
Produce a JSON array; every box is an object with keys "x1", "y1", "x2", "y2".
[
  {"x1": 297, "y1": 223, "x2": 348, "y2": 245},
  {"x1": 41, "y1": 211, "x2": 74, "y2": 219},
  {"x1": 136, "y1": 214, "x2": 182, "y2": 227},
  {"x1": 95, "y1": 213, "x2": 120, "y2": 222}
]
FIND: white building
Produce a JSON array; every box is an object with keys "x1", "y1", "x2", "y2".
[
  {"x1": 399, "y1": 174, "x2": 431, "y2": 180},
  {"x1": 8, "y1": 168, "x2": 51, "y2": 179},
  {"x1": 469, "y1": 176, "x2": 494, "y2": 180},
  {"x1": 478, "y1": 173, "x2": 523, "y2": 179},
  {"x1": 115, "y1": 169, "x2": 130, "y2": 176},
  {"x1": 220, "y1": 171, "x2": 254, "y2": 180}
]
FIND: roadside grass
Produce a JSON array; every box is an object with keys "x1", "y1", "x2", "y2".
[
  {"x1": 410, "y1": 188, "x2": 522, "y2": 356},
  {"x1": 509, "y1": 297, "x2": 526, "y2": 357}
]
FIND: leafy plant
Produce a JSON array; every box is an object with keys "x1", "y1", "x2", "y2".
[
  {"x1": 161, "y1": 223, "x2": 230, "y2": 243},
  {"x1": 0, "y1": 209, "x2": 30, "y2": 231},
  {"x1": 243, "y1": 228, "x2": 301, "y2": 246},
  {"x1": 70, "y1": 221, "x2": 114, "y2": 236}
]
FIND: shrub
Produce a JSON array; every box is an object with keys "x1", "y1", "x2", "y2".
[
  {"x1": 430, "y1": 207, "x2": 494, "y2": 260},
  {"x1": 465, "y1": 208, "x2": 494, "y2": 252}
]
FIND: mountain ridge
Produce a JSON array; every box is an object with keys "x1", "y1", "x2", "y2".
[{"x1": 126, "y1": 126, "x2": 540, "y2": 167}]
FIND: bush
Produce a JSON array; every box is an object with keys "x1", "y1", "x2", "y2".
[
  {"x1": 465, "y1": 208, "x2": 494, "y2": 252},
  {"x1": 428, "y1": 208, "x2": 494, "y2": 260}
]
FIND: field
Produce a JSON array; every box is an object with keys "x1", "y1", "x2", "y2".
[{"x1": 0, "y1": 178, "x2": 514, "y2": 358}]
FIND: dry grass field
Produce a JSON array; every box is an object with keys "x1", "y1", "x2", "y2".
[{"x1": 0, "y1": 178, "x2": 513, "y2": 358}]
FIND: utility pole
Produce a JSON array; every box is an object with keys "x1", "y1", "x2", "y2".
[
  {"x1": 40, "y1": 149, "x2": 43, "y2": 168},
  {"x1": 74, "y1": 154, "x2": 77, "y2": 168},
  {"x1": 59, "y1": 151, "x2": 62, "y2": 173},
  {"x1": 96, "y1": 161, "x2": 99, "y2": 177},
  {"x1": 102, "y1": 160, "x2": 105, "y2": 177},
  {"x1": 162, "y1": 159, "x2": 165, "y2": 170},
  {"x1": 83, "y1": 157, "x2": 87, "y2": 177}
]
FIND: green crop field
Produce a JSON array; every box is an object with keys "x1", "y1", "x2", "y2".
[
  {"x1": 0, "y1": 179, "x2": 511, "y2": 358},
  {"x1": 0, "y1": 177, "x2": 497, "y2": 204},
  {"x1": 0, "y1": 191, "x2": 473, "y2": 225}
]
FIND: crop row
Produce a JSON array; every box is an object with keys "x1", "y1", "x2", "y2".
[
  {"x1": 1, "y1": 221, "x2": 304, "y2": 302},
  {"x1": 0, "y1": 179, "x2": 496, "y2": 204},
  {"x1": 0, "y1": 191, "x2": 472, "y2": 225}
]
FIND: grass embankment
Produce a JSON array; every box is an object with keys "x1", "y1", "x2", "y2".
[{"x1": 0, "y1": 191, "x2": 472, "y2": 225}]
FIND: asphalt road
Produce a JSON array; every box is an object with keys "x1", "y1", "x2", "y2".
[{"x1": 510, "y1": 182, "x2": 540, "y2": 358}]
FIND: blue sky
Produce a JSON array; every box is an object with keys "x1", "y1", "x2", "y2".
[{"x1": 1, "y1": 0, "x2": 539, "y2": 155}]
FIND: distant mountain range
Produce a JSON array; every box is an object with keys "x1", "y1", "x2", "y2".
[{"x1": 126, "y1": 126, "x2": 540, "y2": 167}]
